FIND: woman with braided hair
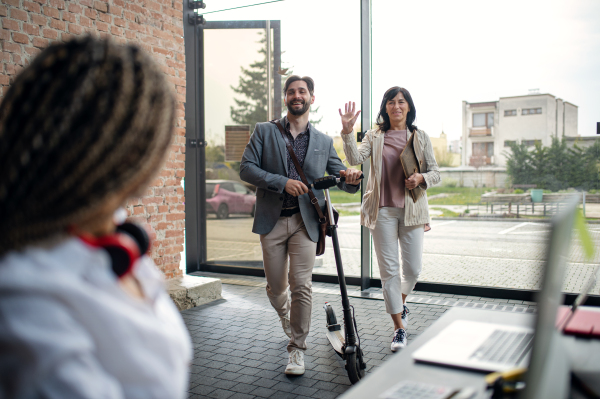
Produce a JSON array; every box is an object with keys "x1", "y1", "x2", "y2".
[{"x1": 0, "y1": 37, "x2": 191, "y2": 398}]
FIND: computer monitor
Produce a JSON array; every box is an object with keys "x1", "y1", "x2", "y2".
[{"x1": 520, "y1": 196, "x2": 580, "y2": 399}]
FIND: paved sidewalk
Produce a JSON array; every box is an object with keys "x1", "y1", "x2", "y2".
[{"x1": 183, "y1": 277, "x2": 536, "y2": 399}]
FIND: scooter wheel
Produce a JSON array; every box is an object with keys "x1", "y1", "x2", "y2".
[
  {"x1": 324, "y1": 303, "x2": 337, "y2": 326},
  {"x1": 345, "y1": 348, "x2": 366, "y2": 384}
]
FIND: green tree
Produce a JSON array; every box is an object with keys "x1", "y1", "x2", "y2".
[
  {"x1": 230, "y1": 31, "x2": 321, "y2": 131},
  {"x1": 505, "y1": 141, "x2": 534, "y2": 186}
]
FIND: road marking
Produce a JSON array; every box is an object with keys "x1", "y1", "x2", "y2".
[
  {"x1": 430, "y1": 220, "x2": 457, "y2": 228},
  {"x1": 498, "y1": 222, "x2": 530, "y2": 235}
]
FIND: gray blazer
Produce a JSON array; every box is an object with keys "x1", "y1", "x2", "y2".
[{"x1": 240, "y1": 119, "x2": 360, "y2": 242}]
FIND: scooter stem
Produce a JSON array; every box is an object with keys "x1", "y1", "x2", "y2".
[{"x1": 324, "y1": 189, "x2": 357, "y2": 348}]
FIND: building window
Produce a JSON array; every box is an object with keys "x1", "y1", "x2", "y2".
[
  {"x1": 473, "y1": 112, "x2": 494, "y2": 128},
  {"x1": 522, "y1": 108, "x2": 542, "y2": 115},
  {"x1": 504, "y1": 140, "x2": 517, "y2": 147},
  {"x1": 504, "y1": 109, "x2": 517, "y2": 116},
  {"x1": 473, "y1": 142, "x2": 494, "y2": 157},
  {"x1": 523, "y1": 140, "x2": 541, "y2": 147}
]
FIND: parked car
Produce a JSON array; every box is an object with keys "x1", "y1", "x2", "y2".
[{"x1": 206, "y1": 180, "x2": 256, "y2": 219}]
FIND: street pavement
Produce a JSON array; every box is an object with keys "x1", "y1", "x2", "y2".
[{"x1": 198, "y1": 211, "x2": 600, "y2": 294}]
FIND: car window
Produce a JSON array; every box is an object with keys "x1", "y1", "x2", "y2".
[
  {"x1": 233, "y1": 183, "x2": 248, "y2": 194},
  {"x1": 206, "y1": 183, "x2": 216, "y2": 197},
  {"x1": 220, "y1": 183, "x2": 234, "y2": 192}
]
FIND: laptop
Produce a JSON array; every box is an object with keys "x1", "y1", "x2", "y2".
[{"x1": 412, "y1": 197, "x2": 580, "y2": 373}]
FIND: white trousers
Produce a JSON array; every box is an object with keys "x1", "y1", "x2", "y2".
[{"x1": 370, "y1": 207, "x2": 424, "y2": 314}]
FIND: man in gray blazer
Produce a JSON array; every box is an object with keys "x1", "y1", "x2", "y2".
[{"x1": 240, "y1": 76, "x2": 362, "y2": 375}]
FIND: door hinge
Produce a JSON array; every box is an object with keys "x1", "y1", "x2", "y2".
[
  {"x1": 188, "y1": 14, "x2": 205, "y2": 25},
  {"x1": 187, "y1": 138, "x2": 207, "y2": 148},
  {"x1": 188, "y1": 0, "x2": 206, "y2": 10}
]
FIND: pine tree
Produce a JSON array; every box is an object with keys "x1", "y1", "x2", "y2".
[{"x1": 230, "y1": 31, "x2": 321, "y2": 131}]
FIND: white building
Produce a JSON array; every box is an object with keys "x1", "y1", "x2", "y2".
[{"x1": 461, "y1": 94, "x2": 578, "y2": 167}]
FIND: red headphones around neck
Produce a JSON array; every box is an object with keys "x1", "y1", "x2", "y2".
[{"x1": 80, "y1": 223, "x2": 150, "y2": 278}]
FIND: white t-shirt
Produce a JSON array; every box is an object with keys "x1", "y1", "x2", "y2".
[{"x1": 0, "y1": 238, "x2": 192, "y2": 399}]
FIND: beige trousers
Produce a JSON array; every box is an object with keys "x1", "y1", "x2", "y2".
[{"x1": 260, "y1": 213, "x2": 316, "y2": 353}]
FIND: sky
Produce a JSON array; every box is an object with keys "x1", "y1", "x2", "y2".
[{"x1": 201, "y1": 0, "x2": 600, "y2": 145}]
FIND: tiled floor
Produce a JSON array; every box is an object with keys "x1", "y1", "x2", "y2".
[{"x1": 182, "y1": 277, "x2": 536, "y2": 399}]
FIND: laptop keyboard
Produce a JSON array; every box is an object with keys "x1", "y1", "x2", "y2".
[
  {"x1": 379, "y1": 381, "x2": 455, "y2": 399},
  {"x1": 469, "y1": 329, "x2": 534, "y2": 365}
]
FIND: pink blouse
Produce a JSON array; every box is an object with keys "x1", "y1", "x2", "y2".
[{"x1": 379, "y1": 130, "x2": 407, "y2": 208}]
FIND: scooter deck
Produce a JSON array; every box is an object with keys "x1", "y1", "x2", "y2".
[{"x1": 325, "y1": 326, "x2": 345, "y2": 355}]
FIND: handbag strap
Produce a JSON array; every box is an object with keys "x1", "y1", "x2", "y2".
[{"x1": 271, "y1": 119, "x2": 327, "y2": 223}]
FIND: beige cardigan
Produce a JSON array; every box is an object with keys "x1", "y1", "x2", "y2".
[{"x1": 342, "y1": 128, "x2": 441, "y2": 229}]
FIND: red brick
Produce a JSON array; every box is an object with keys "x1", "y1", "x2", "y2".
[
  {"x1": 98, "y1": 12, "x2": 111, "y2": 23},
  {"x1": 0, "y1": 5, "x2": 6, "y2": 17},
  {"x1": 152, "y1": 47, "x2": 173, "y2": 57},
  {"x1": 124, "y1": 29, "x2": 136, "y2": 39},
  {"x1": 42, "y1": 6, "x2": 60, "y2": 19},
  {"x1": 5, "y1": 63, "x2": 16, "y2": 75},
  {"x1": 24, "y1": 47, "x2": 41, "y2": 56},
  {"x1": 109, "y1": 4, "x2": 123, "y2": 16},
  {"x1": 3, "y1": 41, "x2": 21, "y2": 53},
  {"x1": 23, "y1": 23, "x2": 39, "y2": 35},
  {"x1": 23, "y1": 1, "x2": 42, "y2": 13},
  {"x1": 12, "y1": 32, "x2": 29, "y2": 44},
  {"x1": 68, "y1": 24, "x2": 83, "y2": 35},
  {"x1": 49, "y1": 0, "x2": 65, "y2": 9},
  {"x1": 2, "y1": 19, "x2": 19, "y2": 31},
  {"x1": 49, "y1": 19, "x2": 66, "y2": 31},
  {"x1": 32, "y1": 37, "x2": 48, "y2": 48},
  {"x1": 133, "y1": 206, "x2": 144, "y2": 215},
  {"x1": 124, "y1": 10, "x2": 134, "y2": 21},
  {"x1": 96, "y1": 21, "x2": 109, "y2": 32},
  {"x1": 79, "y1": 0, "x2": 93, "y2": 7},
  {"x1": 146, "y1": 0, "x2": 161, "y2": 12},
  {"x1": 109, "y1": 25, "x2": 123, "y2": 36},
  {"x1": 31, "y1": 14, "x2": 48, "y2": 26},
  {"x1": 84, "y1": 7, "x2": 97, "y2": 19},
  {"x1": 113, "y1": 16, "x2": 126, "y2": 27},
  {"x1": 62, "y1": 11, "x2": 76, "y2": 23},
  {"x1": 0, "y1": 75, "x2": 9, "y2": 85},
  {"x1": 4, "y1": 0, "x2": 19, "y2": 7},
  {"x1": 79, "y1": 16, "x2": 92, "y2": 27},
  {"x1": 42, "y1": 28, "x2": 58, "y2": 39},
  {"x1": 68, "y1": 3, "x2": 82, "y2": 13},
  {"x1": 0, "y1": 29, "x2": 9, "y2": 41},
  {"x1": 93, "y1": 1, "x2": 108, "y2": 12},
  {"x1": 166, "y1": 213, "x2": 184, "y2": 221}
]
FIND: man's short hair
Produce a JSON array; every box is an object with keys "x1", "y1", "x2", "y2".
[{"x1": 283, "y1": 75, "x2": 314, "y2": 96}]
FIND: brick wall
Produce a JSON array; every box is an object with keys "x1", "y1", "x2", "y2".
[{"x1": 0, "y1": 0, "x2": 186, "y2": 279}]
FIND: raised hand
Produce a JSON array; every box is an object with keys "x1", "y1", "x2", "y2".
[{"x1": 339, "y1": 101, "x2": 361, "y2": 135}]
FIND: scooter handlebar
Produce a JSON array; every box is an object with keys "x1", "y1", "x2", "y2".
[{"x1": 311, "y1": 173, "x2": 364, "y2": 190}]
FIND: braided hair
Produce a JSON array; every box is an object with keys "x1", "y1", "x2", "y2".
[{"x1": 0, "y1": 36, "x2": 175, "y2": 255}]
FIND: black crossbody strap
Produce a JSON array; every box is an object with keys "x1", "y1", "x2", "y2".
[{"x1": 271, "y1": 119, "x2": 326, "y2": 223}]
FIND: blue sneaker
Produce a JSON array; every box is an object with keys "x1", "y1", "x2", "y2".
[{"x1": 391, "y1": 328, "x2": 407, "y2": 352}]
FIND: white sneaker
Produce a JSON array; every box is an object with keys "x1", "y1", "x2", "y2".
[
  {"x1": 279, "y1": 313, "x2": 291, "y2": 338},
  {"x1": 401, "y1": 304, "x2": 410, "y2": 328},
  {"x1": 285, "y1": 349, "x2": 305, "y2": 375},
  {"x1": 391, "y1": 328, "x2": 407, "y2": 352}
]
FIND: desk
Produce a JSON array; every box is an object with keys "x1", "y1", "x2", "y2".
[
  {"x1": 340, "y1": 307, "x2": 600, "y2": 399},
  {"x1": 340, "y1": 307, "x2": 534, "y2": 399}
]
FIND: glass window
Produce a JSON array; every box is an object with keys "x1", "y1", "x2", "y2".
[
  {"x1": 522, "y1": 108, "x2": 542, "y2": 115},
  {"x1": 504, "y1": 140, "x2": 517, "y2": 147},
  {"x1": 473, "y1": 113, "x2": 486, "y2": 127},
  {"x1": 473, "y1": 112, "x2": 493, "y2": 127},
  {"x1": 504, "y1": 109, "x2": 517, "y2": 116},
  {"x1": 200, "y1": 0, "x2": 361, "y2": 276}
]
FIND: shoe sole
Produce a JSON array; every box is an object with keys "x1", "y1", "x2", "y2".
[{"x1": 285, "y1": 369, "x2": 305, "y2": 375}]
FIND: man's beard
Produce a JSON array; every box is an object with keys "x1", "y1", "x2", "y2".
[{"x1": 286, "y1": 99, "x2": 310, "y2": 116}]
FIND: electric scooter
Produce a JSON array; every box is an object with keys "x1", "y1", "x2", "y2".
[{"x1": 311, "y1": 174, "x2": 367, "y2": 384}]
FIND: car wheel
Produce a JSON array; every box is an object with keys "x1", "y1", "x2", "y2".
[
  {"x1": 216, "y1": 204, "x2": 229, "y2": 219},
  {"x1": 250, "y1": 204, "x2": 256, "y2": 218}
]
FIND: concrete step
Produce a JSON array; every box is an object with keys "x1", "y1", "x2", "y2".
[{"x1": 167, "y1": 275, "x2": 222, "y2": 311}]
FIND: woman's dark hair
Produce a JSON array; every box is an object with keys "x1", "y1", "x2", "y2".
[
  {"x1": 375, "y1": 86, "x2": 417, "y2": 133},
  {"x1": 0, "y1": 36, "x2": 175, "y2": 254}
]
